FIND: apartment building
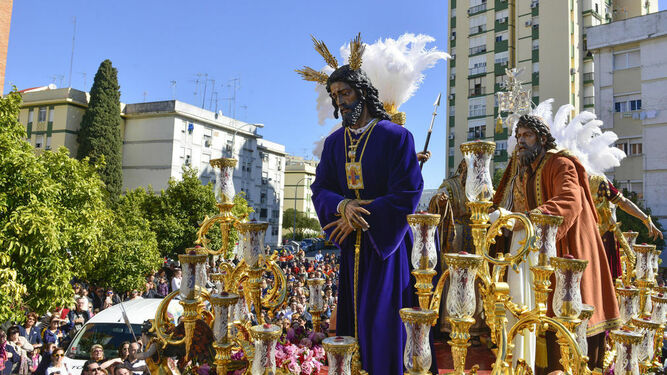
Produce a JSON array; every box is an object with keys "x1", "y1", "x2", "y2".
[
  {"x1": 587, "y1": 10, "x2": 667, "y2": 231},
  {"x1": 284, "y1": 155, "x2": 318, "y2": 220},
  {"x1": 18, "y1": 87, "x2": 287, "y2": 245},
  {"x1": 446, "y1": 0, "x2": 656, "y2": 176}
]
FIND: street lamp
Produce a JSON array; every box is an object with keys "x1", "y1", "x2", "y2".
[
  {"x1": 292, "y1": 177, "x2": 312, "y2": 241},
  {"x1": 229, "y1": 122, "x2": 264, "y2": 158}
]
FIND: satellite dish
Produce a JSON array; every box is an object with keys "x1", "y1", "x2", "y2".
[{"x1": 48, "y1": 83, "x2": 57, "y2": 90}]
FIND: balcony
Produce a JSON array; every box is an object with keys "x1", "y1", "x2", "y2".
[
  {"x1": 469, "y1": 45, "x2": 487, "y2": 56},
  {"x1": 467, "y1": 129, "x2": 487, "y2": 140},
  {"x1": 495, "y1": 39, "x2": 508, "y2": 52},
  {"x1": 532, "y1": 48, "x2": 539, "y2": 61},
  {"x1": 532, "y1": 72, "x2": 539, "y2": 85},
  {"x1": 583, "y1": 72, "x2": 594, "y2": 83},
  {"x1": 451, "y1": 16, "x2": 456, "y2": 28},
  {"x1": 451, "y1": 38, "x2": 456, "y2": 48},
  {"x1": 469, "y1": 66, "x2": 487, "y2": 76},
  {"x1": 532, "y1": 96, "x2": 540, "y2": 104},
  {"x1": 532, "y1": 25, "x2": 539, "y2": 39},
  {"x1": 495, "y1": 19, "x2": 508, "y2": 31},
  {"x1": 468, "y1": 3, "x2": 487, "y2": 15},
  {"x1": 450, "y1": 58, "x2": 456, "y2": 68},
  {"x1": 494, "y1": 127, "x2": 509, "y2": 139},
  {"x1": 495, "y1": 0, "x2": 508, "y2": 10},
  {"x1": 469, "y1": 87, "x2": 486, "y2": 97},
  {"x1": 583, "y1": 96, "x2": 595, "y2": 108},
  {"x1": 494, "y1": 62, "x2": 508, "y2": 75},
  {"x1": 468, "y1": 109, "x2": 487, "y2": 118},
  {"x1": 531, "y1": 1, "x2": 539, "y2": 15},
  {"x1": 469, "y1": 25, "x2": 487, "y2": 35},
  {"x1": 494, "y1": 149, "x2": 508, "y2": 162}
]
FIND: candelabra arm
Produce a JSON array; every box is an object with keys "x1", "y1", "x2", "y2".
[
  {"x1": 260, "y1": 256, "x2": 288, "y2": 311},
  {"x1": 429, "y1": 269, "x2": 449, "y2": 315},
  {"x1": 482, "y1": 212, "x2": 535, "y2": 270},
  {"x1": 152, "y1": 291, "x2": 187, "y2": 347}
]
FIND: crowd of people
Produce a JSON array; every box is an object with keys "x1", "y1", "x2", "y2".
[{"x1": 0, "y1": 246, "x2": 339, "y2": 375}]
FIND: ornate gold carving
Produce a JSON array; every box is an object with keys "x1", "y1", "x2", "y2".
[
  {"x1": 459, "y1": 140, "x2": 496, "y2": 154},
  {"x1": 610, "y1": 329, "x2": 642, "y2": 345},
  {"x1": 407, "y1": 213, "x2": 441, "y2": 226},
  {"x1": 529, "y1": 212, "x2": 564, "y2": 227},
  {"x1": 399, "y1": 307, "x2": 438, "y2": 325},
  {"x1": 550, "y1": 256, "x2": 589, "y2": 273},
  {"x1": 348, "y1": 33, "x2": 365, "y2": 71},
  {"x1": 209, "y1": 157, "x2": 237, "y2": 169}
]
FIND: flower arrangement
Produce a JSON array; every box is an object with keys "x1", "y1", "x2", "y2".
[{"x1": 276, "y1": 327, "x2": 327, "y2": 375}]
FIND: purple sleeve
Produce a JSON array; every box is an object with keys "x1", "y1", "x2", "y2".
[
  {"x1": 311, "y1": 137, "x2": 345, "y2": 228},
  {"x1": 365, "y1": 129, "x2": 423, "y2": 260}
]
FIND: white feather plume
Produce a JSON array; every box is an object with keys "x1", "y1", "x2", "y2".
[
  {"x1": 507, "y1": 99, "x2": 626, "y2": 175},
  {"x1": 314, "y1": 33, "x2": 449, "y2": 129}
]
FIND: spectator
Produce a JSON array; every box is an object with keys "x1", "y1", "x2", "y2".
[
  {"x1": 128, "y1": 290, "x2": 141, "y2": 301},
  {"x1": 122, "y1": 343, "x2": 145, "y2": 375},
  {"x1": 116, "y1": 343, "x2": 129, "y2": 362},
  {"x1": 113, "y1": 365, "x2": 130, "y2": 375},
  {"x1": 45, "y1": 347, "x2": 71, "y2": 375},
  {"x1": 89, "y1": 344, "x2": 122, "y2": 372},
  {"x1": 33, "y1": 343, "x2": 56, "y2": 375},
  {"x1": 142, "y1": 282, "x2": 158, "y2": 299},
  {"x1": 42, "y1": 317, "x2": 65, "y2": 347},
  {"x1": 170, "y1": 269, "x2": 182, "y2": 293},
  {"x1": 0, "y1": 330, "x2": 18, "y2": 375},
  {"x1": 18, "y1": 312, "x2": 42, "y2": 348},
  {"x1": 156, "y1": 277, "x2": 169, "y2": 298},
  {"x1": 67, "y1": 298, "x2": 91, "y2": 338},
  {"x1": 6, "y1": 326, "x2": 33, "y2": 369},
  {"x1": 91, "y1": 288, "x2": 106, "y2": 312},
  {"x1": 81, "y1": 360, "x2": 104, "y2": 375}
]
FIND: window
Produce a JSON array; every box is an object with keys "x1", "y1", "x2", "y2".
[
  {"x1": 28, "y1": 109, "x2": 34, "y2": 123},
  {"x1": 495, "y1": 9, "x2": 509, "y2": 21},
  {"x1": 467, "y1": 125, "x2": 486, "y2": 140},
  {"x1": 616, "y1": 141, "x2": 628, "y2": 154},
  {"x1": 45, "y1": 136, "x2": 52, "y2": 150},
  {"x1": 613, "y1": 50, "x2": 640, "y2": 70},
  {"x1": 630, "y1": 142, "x2": 642, "y2": 155},
  {"x1": 35, "y1": 135, "x2": 44, "y2": 148},
  {"x1": 449, "y1": 105, "x2": 455, "y2": 116},
  {"x1": 272, "y1": 226, "x2": 279, "y2": 236},
  {"x1": 469, "y1": 77, "x2": 485, "y2": 96},
  {"x1": 261, "y1": 191, "x2": 267, "y2": 204},
  {"x1": 261, "y1": 152, "x2": 269, "y2": 162},
  {"x1": 469, "y1": 14, "x2": 486, "y2": 34},
  {"x1": 48, "y1": 107, "x2": 54, "y2": 122},
  {"x1": 495, "y1": 51, "x2": 509, "y2": 65},
  {"x1": 532, "y1": 40, "x2": 539, "y2": 50},
  {"x1": 262, "y1": 171, "x2": 268, "y2": 185},
  {"x1": 469, "y1": 35, "x2": 486, "y2": 55},
  {"x1": 614, "y1": 98, "x2": 641, "y2": 112},
  {"x1": 203, "y1": 134, "x2": 211, "y2": 148},
  {"x1": 185, "y1": 154, "x2": 191, "y2": 166},
  {"x1": 260, "y1": 208, "x2": 268, "y2": 219},
  {"x1": 226, "y1": 140, "x2": 233, "y2": 152},
  {"x1": 38, "y1": 107, "x2": 46, "y2": 122},
  {"x1": 532, "y1": 62, "x2": 539, "y2": 73},
  {"x1": 451, "y1": 8, "x2": 456, "y2": 17},
  {"x1": 468, "y1": 97, "x2": 486, "y2": 117},
  {"x1": 468, "y1": 55, "x2": 487, "y2": 75},
  {"x1": 495, "y1": 75, "x2": 506, "y2": 86},
  {"x1": 495, "y1": 31, "x2": 508, "y2": 42}
]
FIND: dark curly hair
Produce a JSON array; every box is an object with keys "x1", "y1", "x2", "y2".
[
  {"x1": 516, "y1": 115, "x2": 557, "y2": 151},
  {"x1": 326, "y1": 65, "x2": 391, "y2": 122}
]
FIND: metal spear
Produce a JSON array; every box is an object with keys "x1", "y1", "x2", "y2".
[{"x1": 420, "y1": 93, "x2": 441, "y2": 169}]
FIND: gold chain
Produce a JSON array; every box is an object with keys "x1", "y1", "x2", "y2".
[{"x1": 344, "y1": 119, "x2": 379, "y2": 163}]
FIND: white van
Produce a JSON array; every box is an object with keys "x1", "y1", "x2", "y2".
[{"x1": 65, "y1": 298, "x2": 182, "y2": 375}]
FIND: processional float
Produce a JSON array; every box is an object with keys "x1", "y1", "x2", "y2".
[{"x1": 145, "y1": 75, "x2": 663, "y2": 375}]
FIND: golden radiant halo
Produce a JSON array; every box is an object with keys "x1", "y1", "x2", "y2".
[
  {"x1": 407, "y1": 213, "x2": 441, "y2": 226},
  {"x1": 295, "y1": 33, "x2": 366, "y2": 85}
]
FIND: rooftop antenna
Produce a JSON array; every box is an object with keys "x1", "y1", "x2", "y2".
[
  {"x1": 208, "y1": 78, "x2": 216, "y2": 110},
  {"x1": 193, "y1": 73, "x2": 203, "y2": 97},
  {"x1": 201, "y1": 73, "x2": 209, "y2": 108},
  {"x1": 68, "y1": 16, "x2": 76, "y2": 88},
  {"x1": 170, "y1": 80, "x2": 177, "y2": 100},
  {"x1": 52, "y1": 74, "x2": 65, "y2": 88},
  {"x1": 212, "y1": 91, "x2": 219, "y2": 113},
  {"x1": 226, "y1": 77, "x2": 240, "y2": 119},
  {"x1": 240, "y1": 105, "x2": 248, "y2": 120},
  {"x1": 79, "y1": 72, "x2": 87, "y2": 90}
]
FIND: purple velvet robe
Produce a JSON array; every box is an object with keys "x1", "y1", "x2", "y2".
[{"x1": 311, "y1": 120, "x2": 424, "y2": 374}]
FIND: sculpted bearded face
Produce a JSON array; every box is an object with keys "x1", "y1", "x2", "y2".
[
  {"x1": 329, "y1": 81, "x2": 366, "y2": 128},
  {"x1": 516, "y1": 126, "x2": 545, "y2": 167}
]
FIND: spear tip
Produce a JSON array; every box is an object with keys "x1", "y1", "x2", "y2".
[{"x1": 434, "y1": 92, "x2": 442, "y2": 107}]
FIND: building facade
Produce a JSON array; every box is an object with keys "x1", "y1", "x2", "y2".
[
  {"x1": 0, "y1": 0, "x2": 12, "y2": 95},
  {"x1": 18, "y1": 87, "x2": 92, "y2": 156},
  {"x1": 284, "y1": 155, "x2": 318, "y2": 220},
  {"x1": 17, "y1": 89, "x2": 287, "y2": 245},
  {"x1": 446, "y1": 0, "x2": 655, "y2": 176},
  {"x1": 587, "y1": 10, "x2": 667, "y2": 231}
]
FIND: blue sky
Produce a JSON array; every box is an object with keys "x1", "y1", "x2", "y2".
[{"x1": 5, "y1": 1, "x2": 666, "y2": 189}]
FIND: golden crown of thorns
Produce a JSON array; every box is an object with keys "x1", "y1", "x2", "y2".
[{"x1": 295, "y1": 33, "x2": 365, "y2": 85}]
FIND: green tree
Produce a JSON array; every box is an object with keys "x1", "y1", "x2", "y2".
[
  {"x1": 282, "y1": 208, "x2": 321, "y2": 240},
  {"x1": 77, "y1": 59, "x2": 123, "y2": 197},
  {"x1": 493, "y1": 167, "x2": 505, "y2": 190},
  {"x1": 0, "y1": 91, "x2": 111, "y2": 318},
  {"x1": 616, "y1": 188, "x2": 665, "y2": 250},
  {"x1": 93, "y1": 194, "x2": 162, "y2": 293}
]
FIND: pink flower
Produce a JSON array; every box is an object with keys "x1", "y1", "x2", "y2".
[
  {"x1": 286, "y1": 360, "x2": 301, "y2": 374},
  {"x1": 313, "y1": 345, "x2": 325, "y2": 361},
  {"x1": 301, "y1": 360, "x2": 314, "y2": 375},
  {"x1": 284, "y1": 343, "x2": 298, "y2": 357}
]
